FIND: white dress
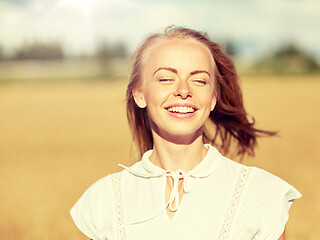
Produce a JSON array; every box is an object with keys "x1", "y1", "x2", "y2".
[{"x1": 70, "y1": 144, "x2": 301, "y2": 240}]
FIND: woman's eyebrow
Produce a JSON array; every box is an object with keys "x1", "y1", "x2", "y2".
[
  {"x1": 153, "y1": 68, "x2": 210, "y2": 77},
  {"x1": 190, "y1": 70, "x2": 210, "y2": 77},
  {"x1": 153, "y1": 67, "x2": 177, "y2": 75}
]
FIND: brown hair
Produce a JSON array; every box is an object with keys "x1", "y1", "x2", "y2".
[{"x1": 126, "y1": 26, "x2": 276, "y2": 159}]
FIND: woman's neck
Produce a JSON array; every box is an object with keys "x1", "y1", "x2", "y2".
[{"x1": 149, "y1": 133, "x2": 208, "y2": 172}]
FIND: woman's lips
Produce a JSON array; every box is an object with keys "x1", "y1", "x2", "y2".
[
  {"x1": 165, "y1": 105, "x2": 198, "y2": 119},
  {"x1": 167, "y1": 106, "x2": 196, "y2": 113}
]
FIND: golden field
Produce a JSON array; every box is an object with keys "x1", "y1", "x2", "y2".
[{"x1": 0, "y1": 75, "x2": 319, "y2": 239}]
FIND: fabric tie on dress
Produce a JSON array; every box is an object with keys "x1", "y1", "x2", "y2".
[
  {"x1": 118, "y1": 144, "x2": 222, "y2": 225},
  {"x1": 165, "y1": 169, "x2": 189, "y2": 212},
  {"x1": 118, "y1": 165, "x2": 190, "y2": 212}
]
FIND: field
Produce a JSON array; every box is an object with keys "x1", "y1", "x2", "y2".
[{"x1": 0, "y1": 74, "x2": 319, "y2": 239}]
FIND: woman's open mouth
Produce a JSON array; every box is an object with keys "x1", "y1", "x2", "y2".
[
  {"x1": 167, "y1": 106, "x2": 196, "y2": 114},
  {"x1": 165, "y1": 105, "x2": 198, "y2": 118}
]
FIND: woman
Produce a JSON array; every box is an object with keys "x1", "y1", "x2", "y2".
[{"x1": 70, "y1": 27, "x2": 301, "y2": 240}]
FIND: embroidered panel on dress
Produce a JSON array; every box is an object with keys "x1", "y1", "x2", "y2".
[
  {"x1": 111, "y1": 172, "x2": 127, "y2": 240},
  {"x1": 217, "y1": 166, "x2": 251, "y2": 240}
]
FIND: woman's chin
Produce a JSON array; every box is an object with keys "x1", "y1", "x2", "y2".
[{"x1": 153, "y1": 126, "x2": 204, "y2": 144}]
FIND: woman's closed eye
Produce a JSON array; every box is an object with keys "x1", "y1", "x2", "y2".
[
  {"x1": 159, "y1": 78, "x2": 175, "y2": 83},
  {"x1": 192, "y1": 79, "x2": 207, "y2": 85}
]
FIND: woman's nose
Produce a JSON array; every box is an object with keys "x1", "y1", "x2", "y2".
[{"x1": 174, "y1": 80, "x2": 192, "y2": 99}]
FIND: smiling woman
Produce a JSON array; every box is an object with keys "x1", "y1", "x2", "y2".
[
  {"x1": 132, "y1": 38, "x2": 216, "y2": 143},
  {"x1": 70, "y1": 26, "x2": 301, "y2": 240}
]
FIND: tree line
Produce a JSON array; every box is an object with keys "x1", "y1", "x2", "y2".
[
  {"x1": 223, "y1": 41, "x2": 319, "y2": 73},
  {"x1": 0, "y1": 40, "x2": 318, "y2": 73},
  {"x1": 0, "y1": 40, "x2": 127, "y2": 61}
]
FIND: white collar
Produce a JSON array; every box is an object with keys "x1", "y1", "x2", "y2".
[
  {"x1": 140, "y1": 143, "x2": 222, "y2": 178},
  {"x1": 119, "y1": 144, "x2": 222, "y2": 222}
]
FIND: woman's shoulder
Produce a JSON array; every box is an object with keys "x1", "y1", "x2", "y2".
[
  {"x1": 222, "y1": 158, "x2": 303, "y2": 203},
  {"x1": 247, "y1": 166, "x2": 301, "y2": 199},
  {"x1": 69, "y1": 168, "x2": 133, "y2": 240},
  {"x1": 217, "y1": 153, "x2": 301, "y2": 198},
  {"x1": 77, "y1": 171, "x2": 123, "y2": 195},
  {"x1": 231, "y1": 166, "x2": 301, "y2": 239},
  {"x1": 217, "y1": 154, "x2": 302, "y2": 213},
  {"x1": 81, "y1": 159, "x2": 144, "y2": 189},
  {"x1": 71, "y1": 165, "x2": 136, "y2": 203},
  {"x1": 216, "y1": 154, "x2": 250, "y2": 178}
]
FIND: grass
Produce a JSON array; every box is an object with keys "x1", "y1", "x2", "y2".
[{"x1": 0, "y1": 75, "x2": 319, "y2": 239}]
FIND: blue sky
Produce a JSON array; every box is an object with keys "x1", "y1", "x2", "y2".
[{"x1": 0, "y1": 0, "x2": 319, "y2": 60}]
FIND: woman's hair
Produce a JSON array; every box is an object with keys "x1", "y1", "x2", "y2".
[{"x1": 126, "y1": 26, "x2": 277, "y2": 159}]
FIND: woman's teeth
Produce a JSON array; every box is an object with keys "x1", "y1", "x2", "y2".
[{"x1": 167, "y1": 106, "x2": 195, "y2": 113}]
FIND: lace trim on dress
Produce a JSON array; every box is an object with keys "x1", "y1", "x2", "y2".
[
  {"x1": 111, "y1": 172, "x2": 127, "y2": 240},
  {"x1": 217, "y1": 166, "x2": 251, "y2": 240}
]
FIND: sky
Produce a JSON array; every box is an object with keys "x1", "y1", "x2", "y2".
[{"x1": 0, "y1": 0, "x2": 319, "y2": 60}]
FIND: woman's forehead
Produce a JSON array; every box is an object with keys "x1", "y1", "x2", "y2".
[
  {"x1": 141, "y1": 37, "x2": 215, "y2": 72},
  {"x1": 143, "y1": 37, "x2": 210, "y2": 58}
]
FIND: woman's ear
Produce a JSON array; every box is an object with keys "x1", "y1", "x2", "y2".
[
  {"x1": 211, "y1": 93, "x2": 217, "y2": 111},
  {"x1": 132, "y1": 88, "x2": 147, "y2": 108}
]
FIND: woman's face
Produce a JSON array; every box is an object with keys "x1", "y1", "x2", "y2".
[{"x1": 133, "y1": 37, "x2": 217, "y2": 140}]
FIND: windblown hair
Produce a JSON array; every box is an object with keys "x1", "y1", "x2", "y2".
[{"x1": 126, "y1": 26, "x2": 276, "y2": 159}]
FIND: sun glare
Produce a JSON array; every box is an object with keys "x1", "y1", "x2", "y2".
[
  {"x1": 59, "y1": 0, "x2": 95, "y2": 14},
  {"x1": 69, "y1": 0, "x2": 91, "y2": 9}
]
